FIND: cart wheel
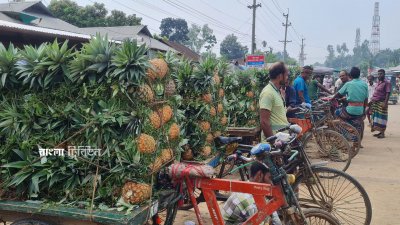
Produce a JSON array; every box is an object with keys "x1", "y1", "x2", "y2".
[{"x1": 11, "y1": 219, "x2": 53, "y2": 225}]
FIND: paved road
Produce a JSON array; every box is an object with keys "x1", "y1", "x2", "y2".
[{"x1": 175, "y1": 104, "x2": 400, "y2": 224}]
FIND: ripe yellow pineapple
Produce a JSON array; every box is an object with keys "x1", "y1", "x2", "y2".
[
  {"x1": 149, "y1": 157, "x2": 163, "y2": 172},
  {"x1": 168, "y1": 123, "x2": 180, "y2": 140},
  {"x1": 158, "y1": 105, "x2": 173, "y2": 125},
  {"x1": 213, "y1": 131, "x2": 222, "y2": 138},
  {"x1": 213, "y1": 74, "x2": 221, "y2": 85},
  {"x1": 221, "y1": 116, "x2": 228, "y2": 125},
  {"x1": 206, "y1": 133, "x2": 214, "y2": 143},
  {"x1": 246, "y1": 91, "x2": 255, "y2": 98},
  {"x1": 165, "y1": 79, "x2": 176, "y2": 97},
  {"x1": 138, "y1": 84, "x2": 154, "y2": 103},
  {"x1": 199, "y1": 121, "x2": 211, "y2": 131},
  {"x1": 122, "y1": 181, "x2": 151, "y2": 204},
  {"x1": 201, "y1": 146, "x2": 212, "y2": 156},
  {"x1": 137, "y1": 134, "x2": 156, "y2": 154},
  {"x1": 250, "y1": 104, "x2": 256, "y2": 112},
  {"x1": 248, "y1": 120, "x2": 257, "y2": 126},
  {"x1": 202, "y1": 93, "x2": 212, "y2": 103},
  {"x1": 161, "y1": 148, "x2": 174, "y2": 163},
  {"x1": 182, "y1": 147, "x2": 194, "y2": 160},
  {"x1": 218, "y1": 88, "x2": 224, "y2": 98},
  {"x1": 149, "y1": 111, "x2": 161, "y2": 129},
  {"x1": 147, "y1": 58, "x2": 169, "y2": 80},
  {"x1": 217, "y1": 103, "x2": 223, "y2": 113},
  {"x1": 210, "y1": 107, "x2": 217, "y2": 116}
]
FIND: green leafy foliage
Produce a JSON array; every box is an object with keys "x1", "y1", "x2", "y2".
[{"x1": 0, "y1": 43, "x2": 19, "y2": 89}]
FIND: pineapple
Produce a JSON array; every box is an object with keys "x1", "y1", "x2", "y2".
[
  {"x1": 147, "y1": 58, "x2": 169, "y2": 80},
  {"x1": 137, "y1": 134, "x2": 156, "y2": 154},
  {"x1": 250, "y1": 104, "x2": 256, "y2": 112},
  {"x1": 168, "y1": 123, "x2": 180, "y2": 140},
  {"x1": 161, "y1": 148, "x2": 174, "y2": 163},
  {"x1": 213, "y1": 131, "x2": 222, "y2": 138},
  {"x1": 137, "y1": 84, "x2": 154, "y2": 103},
  {"x1": 182, "y1": 148, "x2": 194, "y2": 160},
  {"x1": 149, "y1": 157, "x2": 163, "y2": 172},
  {"x1": 210, "y1": 107, "x2": 217, "y2": 117},
  {"x1": 199, "y1": 121, "x2": 211, "y2": 132},
  {"x1": 218, "y1": 88, "x2": 224, "y2": 98},
  {"x1": 213, "y1": 74, "x2": 221, "y2": 86},
  {"x1": 202, "y1": 93, "x2": 212, "y2": 104},
  {"x1": 149, "y1": 111, "x2": 161, "y2": 129},
  {"x1": 122, "y1": 182, "x2": 151, "y2": 204},
  {"x1": 165, "y1": 79, "x2": 176, "y2": 97},
  {"x1": 158, "y1": 105, "x2": 173, "y2": 125},
  {"x1": 217, "y1": 104, "x2": 223, "y2": 114},
  {"x1": 248, "y1": 120, "x2": 257, "y2": 126},
  {"x1": 206, "y1": 133, "x2": 214, "y2": 144},
  {"x1": 201, "y1": 146, "x2": 212, "y2": 157},
  {"x1": 246, "y1": 91, "x2": 255, "y2": 98},
  {"x1": 221, "y1": 116, "x2": 228, "y2": 126}
]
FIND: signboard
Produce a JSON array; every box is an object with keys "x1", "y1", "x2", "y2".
[{"x1": 246, "y1": 55, "x2": 265, "y2": 68}]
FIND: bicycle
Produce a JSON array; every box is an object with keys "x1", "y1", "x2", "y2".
[
  {"x1": 229, "y1": 124, "x2": 372, "y2": 225},
  {"x1": 153, "y1": 125, "x2": 340, "y2": 225},
  {"x1": 289, "y1": 106, "x2": 353, "y2": 172}
]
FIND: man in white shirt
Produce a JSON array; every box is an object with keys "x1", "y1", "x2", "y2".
[
  {"x1": 323, "y1": 74, "x2": 333, "y2": 89},
  {"x1": 366, "y1": 75, "x2": 377, "y2": 126}
]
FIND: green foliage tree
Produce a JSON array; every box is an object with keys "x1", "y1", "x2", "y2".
[
  {"x1": 160, "y1": 18, "x2": 189, "y2": 44},
  {"x1": 220, "y1": 34, "x2": 248, "y2": 60},
  {"x1": 187, "y1": 24, "x2": 217, "y2": 53},
  {"x1": 48, "y1": 0, "x2": 141, "y2": 27}
]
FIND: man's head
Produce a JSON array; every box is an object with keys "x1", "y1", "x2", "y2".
[
  {"x1": 367, "y1": 75, "x2": 374, "y2": 85},
  {"x1": 249, "y1": 162, "x2": 271, "y2": 184},
  {"x1": 378, "y1": 69, "x2": 385, "y2": 81},
  {"x1": 269, "y1": 61, "x2": 288, "y2": 86},
  {"x1": 301, "y1": 65, "x2": 313, "y2": 81},
  {"x1": 339, "y1": 70, "x2": 349, "y2": 83},
  {"x1": 314, "y1": 75, "x2": 323, "y2": 83},
  {"x1": 349, "y1": 67, "x2": 361, "y2": 79}
]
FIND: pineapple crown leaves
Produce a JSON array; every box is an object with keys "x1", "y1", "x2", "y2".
[
  {"x1": 110, "y1": 40, "x2": 149, "y2": 85},
  {"x1": 0, "y1": 43, "x2": 19, "y2": 88}
]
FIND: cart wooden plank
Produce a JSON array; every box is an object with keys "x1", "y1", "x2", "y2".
[{"x1": 0, "y1": 200, "x2": 156, "y2": 225}]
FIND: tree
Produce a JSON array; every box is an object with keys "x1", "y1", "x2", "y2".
[
  {"x1": 220, "y1": 34, "x2": 248, "y2": 60},
  {"x1": 48, "y1": 0, "x2": 141, "y2": 27},
  {"x1": 186, "y1": 24, "x2": 217, "y2": 53},
  {"x1": 160, "y1": 18, "x2": 189, "y2": 44}
]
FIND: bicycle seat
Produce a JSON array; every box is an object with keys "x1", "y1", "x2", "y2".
[
  {"x1": 216, "y1": 136, "x2": 242, "y2": 145},
  {"x1": 250, "y1": 143, "x2": 271, "y2": 155}
]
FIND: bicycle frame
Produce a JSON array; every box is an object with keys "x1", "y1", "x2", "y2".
[{"x1": 184, "y1": 177, "x2": 286, "y2": 225}]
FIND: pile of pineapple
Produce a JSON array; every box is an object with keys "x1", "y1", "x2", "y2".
[{"x1": 0, "y1": 36, "x2": 183, "y2": 208}]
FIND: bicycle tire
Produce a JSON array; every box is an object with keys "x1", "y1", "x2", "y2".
[
  {"x1": 330, "y1": 120, "x2": 361, "y2": 158},
  {"x1": 154, "y1": 189, "x2": 179, "y2": 225},
  {"x1": 302, "y1": 129, "x2": 352, "y2": 172},
  {"x1": 293, "y1": 166, "x2": 372, "y2": 225},
  {"x1": 302, "y1": 208, "x2": 341, "y2": 225}
]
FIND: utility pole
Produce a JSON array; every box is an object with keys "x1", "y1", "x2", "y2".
[
  {"x1": 279, "y1": 9, "x2": 292, "y2": 62},
  {"x1": 248, "y1": 0, "x2": 261, "y2": 54},
  {"x1": 299, "y1": 38, "x2": 306, "y2": 67}
]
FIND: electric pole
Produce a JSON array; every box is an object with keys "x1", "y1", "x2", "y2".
[
  {"x1": 299, "y1": 38, "x2": 306, "y2": 67},
  {"x1": 248, "y1": 0, "x2": 261, "y2": 54},
  {"x1": 279, "y1": 9, "x2": 292, "y2": 62}
]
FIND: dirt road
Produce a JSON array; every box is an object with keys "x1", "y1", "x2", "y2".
[{"x1": 175, "y1": 104, "x2": 400, "y2": 225}]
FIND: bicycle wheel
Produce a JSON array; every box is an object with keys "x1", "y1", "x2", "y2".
[
  {"x1": 293, "y1": 166, "x2": 372, "y2": 225},
  {"x1": 152, "y1": 190, "x2": 179, "y2": 225},
  {"x1": 302, "y1": 129, "x2": 352, "y2": 172},
  {"x1": 303, "y1": 208, "x2": 341, "y2": 225},
  {"x1": 330, "y1": 120, "x2": 361, "y2": 158}
]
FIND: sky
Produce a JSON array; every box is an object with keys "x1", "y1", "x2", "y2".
[{"x1": 3, "y1": 0, "x2": 400, "y2": 65}]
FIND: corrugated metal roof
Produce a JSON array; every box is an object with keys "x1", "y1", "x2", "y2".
[
  {"x1": 0, "y1": 19, "x2": 90, "y2": 39},
  {"x1": 0, "y1": 1, "x2": 39, "y2": 13}
]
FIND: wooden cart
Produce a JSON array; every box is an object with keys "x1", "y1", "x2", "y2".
[
  {"x1": 226, "y1": 127, "x2": 260, "y2": 145},
  {"x1": 0, "y1": 200, "x2": 158, "y2": 225}
]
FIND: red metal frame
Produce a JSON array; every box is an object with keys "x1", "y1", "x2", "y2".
[{"x1": 185, "y1": 177, "x2": 286, "y2": 225}]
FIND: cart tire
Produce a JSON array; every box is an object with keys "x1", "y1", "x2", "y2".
[{"x1": 11, "y1": 219, "x2": 53, "y2": 225}]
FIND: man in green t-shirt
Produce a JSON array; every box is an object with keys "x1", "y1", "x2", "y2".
[
  {"x1": 259, "y1": 62, "x2": 289, "y2": 141},
  {"x1": 308, "y1": 74, "x2": 333, "y2": 101}
]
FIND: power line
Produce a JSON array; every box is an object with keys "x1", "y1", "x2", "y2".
[
  {"x1": 248, "y1": 0, "x2": 262, "y2": 54},
  {"x1": 199, "y1": 0, "x2": 251, "y2": 25},
  {"x1": 279, "y1": 10, "x2": 292, "y2": 62}
]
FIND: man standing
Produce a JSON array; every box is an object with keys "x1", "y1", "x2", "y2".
[
  {"x1": 222, "y1": 161, "x2": 281, "y2": 225},
  {"x1": 366, "y1": 75, "x2": 377, "y2": 126},
  {"x1": 293, "y1": 66, "x2": 313, "y2": 105},
  {"x1": 259, "y1": 62, "x2": 289, "y2": 141},
  {"x1": 323, "y1": 74, "x2": 333, "y2": 90},
  {"x1": 331, "y1": 67, "x2": 368, "y2": 141},
  {"x1": 334, "y1": 70, "x2": 350, "y2": 92},
  {"x1": 370, "y1": 69, "x2": 391, "y2": 138},
  {"x1": 309, "y1": 74, "x2": 333, "y2": 101},
  {"x1": 283, "y1": 77, "x2": 297, "y2": 118}
]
